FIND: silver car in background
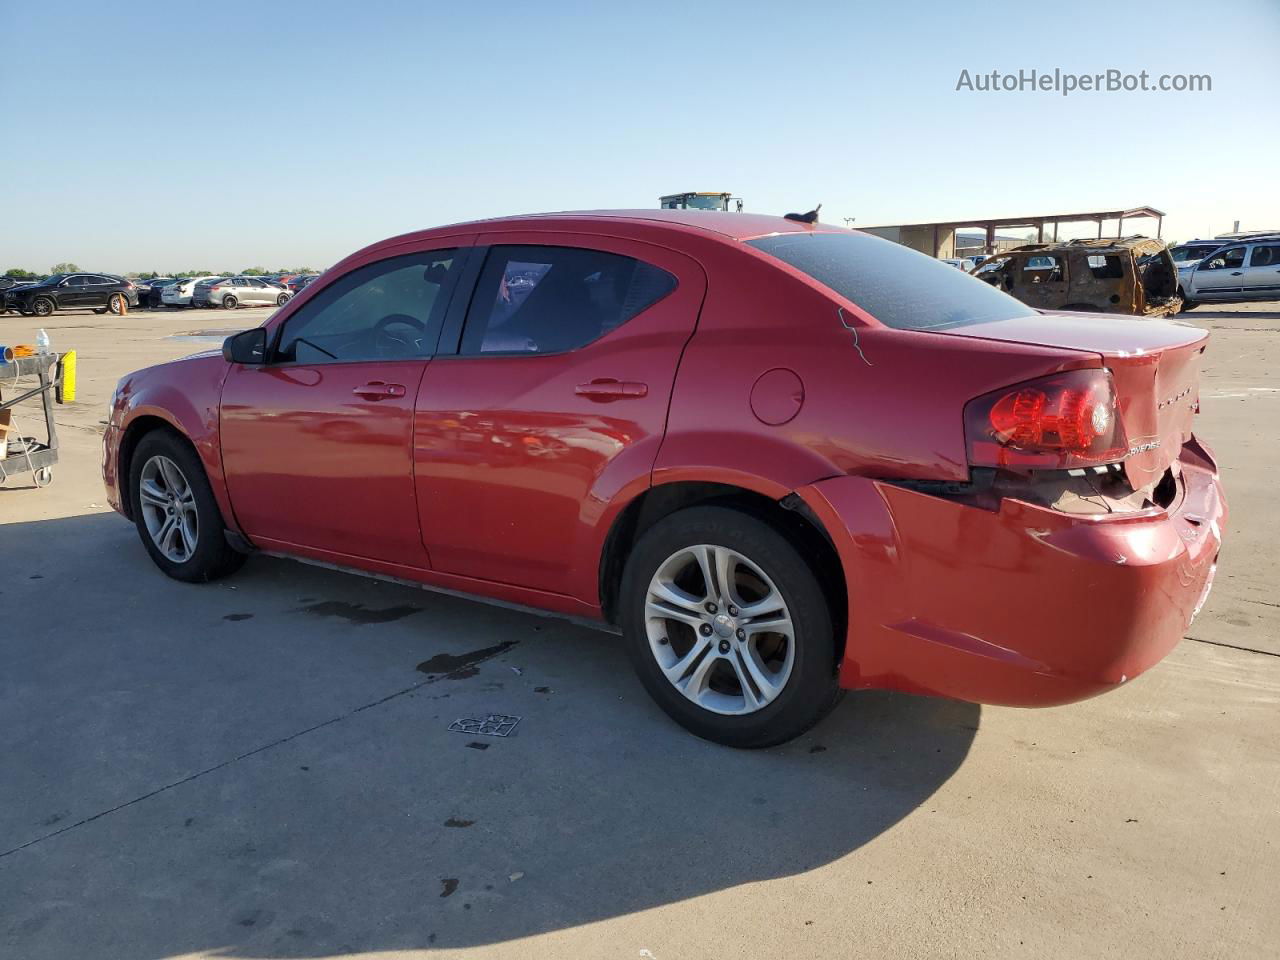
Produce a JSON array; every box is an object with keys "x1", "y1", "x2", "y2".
[
  {"x1": 192, "y1": 276, "x2": 293, "y2": 309},
  {"x1": 162, "y1": 275, "x2": 221, "y2": 307}
]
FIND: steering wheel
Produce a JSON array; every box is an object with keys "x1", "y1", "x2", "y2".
[{"x1": 373, "y1": 313, "x2": 427, "y2": 357}]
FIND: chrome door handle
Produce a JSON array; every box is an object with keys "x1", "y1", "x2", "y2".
[
  {"x1": 575, "y1": 379, "x2": 648, "y2": 401},
  {"x1": 353, "y1": 381, "x2": 406, "y2": 400}
]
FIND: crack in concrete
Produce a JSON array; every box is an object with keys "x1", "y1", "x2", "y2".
[
  {"x1": 1187, "y1": 635, "x2": 1280, "y2": 659},
  {"x1": 0, "y1": 643, "x2": 516, "y2": 859}
]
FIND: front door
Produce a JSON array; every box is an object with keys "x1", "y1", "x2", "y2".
[
  {"x1": 1016, "y1": 255, "x2": 1069, "y2": 309},
  {"x1": 1189, "y1": 245, "x2": 1247, "y2": 300},
  {"x1": 219, "y1": 245, "x2": 469, "y2": 567},
  {"x1": 1242, "y1": 241, "x2": 1280, "y2": 301},
  {"x1": 59, "y1": 275, "x2": 92, "y2": 308},
  {"x1": 414, "y1": 233, "x2": 705, "y2": 600}
]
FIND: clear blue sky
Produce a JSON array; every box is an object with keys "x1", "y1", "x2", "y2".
[{"x1": 2, "y1": 0, "x2": 1277, "y2": 273}]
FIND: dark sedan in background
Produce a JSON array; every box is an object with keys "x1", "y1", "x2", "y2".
[{"x1": 2, "y1": 273, "x2": 140, "y2": 316}]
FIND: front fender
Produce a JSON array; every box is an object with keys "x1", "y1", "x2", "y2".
[{"x1": 114, "y1": 354, "x2": 238, "y2": 533}]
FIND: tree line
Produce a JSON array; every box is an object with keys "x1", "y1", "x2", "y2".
[{"x1": 4, "y1": 264, "x2": 321, "y2": 280}]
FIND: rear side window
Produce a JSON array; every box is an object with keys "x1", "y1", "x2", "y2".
[
  {"x1": 1086, "y1": 255, "x2": 1125, "y2": 279},
  {"x1": 1249, "y1": 244, "x2": 1280, "y2": 267},
  {"x1": 747, "y1": 232, "x2": 1030, "y2": 331},
  {"x1": 460, "y1": 245, "x2": 676, "y2": 355}
]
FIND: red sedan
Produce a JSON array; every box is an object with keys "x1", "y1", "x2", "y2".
[{"x1": 102, "y1": 211, "x2": 1225, "y2": 747}]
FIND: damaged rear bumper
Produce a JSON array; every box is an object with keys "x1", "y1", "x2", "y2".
[{"x1": 797, "y1": 438, "x2": 1225, "y2": 707}]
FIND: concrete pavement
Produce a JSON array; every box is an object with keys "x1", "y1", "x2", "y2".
[{"x1": 1, "y1": 303, "x2": 1276, "y2": 959}]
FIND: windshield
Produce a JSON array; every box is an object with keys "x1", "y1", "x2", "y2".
[
  {"x1": 747, "y1": 232, "x2": 1031, "y2": 331},
  {"x1": 1170, "y1": 244, "x2": 1220, "y2": 262}
]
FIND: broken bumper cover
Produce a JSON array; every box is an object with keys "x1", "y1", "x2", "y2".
[{"x1": 799, "y1": 438, "x2": 1225, "y2": 707}]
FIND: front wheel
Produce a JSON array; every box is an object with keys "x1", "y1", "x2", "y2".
[
  {"x1": 129, "y1": 431, "x2": 246, "y2": 582},
  {"x1": 33, "y1": 297, "x2": 54, "y2": 317},
  {"x1": 620, "y1": 505, "x2": 842, "y2": 748}
]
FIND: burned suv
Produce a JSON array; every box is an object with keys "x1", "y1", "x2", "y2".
[{"x1": 974, "y1": 237, "x2": 1181, "y2": 317}]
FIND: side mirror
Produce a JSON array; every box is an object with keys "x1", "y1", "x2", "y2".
[{"x1": 223, "y1": 327, "x2": 267, "y2": 365}]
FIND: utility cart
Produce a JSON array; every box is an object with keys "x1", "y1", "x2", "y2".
[{"x1": 0, "y1": 351, "x2": 73, "y2": 487}]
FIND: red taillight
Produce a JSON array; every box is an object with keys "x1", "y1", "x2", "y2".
[{"x1": 965, "y1": 368, "x2": 1127, "y2": 470}]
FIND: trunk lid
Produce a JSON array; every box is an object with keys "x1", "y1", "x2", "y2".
[{"x1": 941, "y1": 311, "x2": 1207, "y2": 490}]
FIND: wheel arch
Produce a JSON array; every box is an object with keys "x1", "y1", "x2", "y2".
[
  {"x1": 116, "y1": 414, "x2": 196, "y2": 520},
  {"x1": 597, "y1": 479, "x2": 848, "y2": 661}
]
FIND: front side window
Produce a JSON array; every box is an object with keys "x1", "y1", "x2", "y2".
[
  {"x1": 460, "y1": 245, "x2": 677, "y2": 355},
  {"x1": 67, "y1": 276, "x2": 91, "y2": 286},
  {"x1": 276, "y1": 249, "x2": 458, "y2": 364},
  {"x1": 748, "y1": 232, "x2": 1030, "y2": 331},
  {"x1": 1203, "y1": 247, "x2": 1246, "y2": 270},
  {"x1": 1023, "y1": 256, "x2": 1064, "y2": 282}
]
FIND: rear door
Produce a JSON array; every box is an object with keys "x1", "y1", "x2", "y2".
[
  {"x1": 1189, "y1": 245, "x2": 1247, "y2": 299},
  {"x1": 219, "y1": 244, "x2": 471, "y2": 567},
  {"x1": 413, "y1": 233, "x2": 705, "y2": 598},
  {"x1": 87, "y1": 275, "x2": 116, "y2": 308},
  {"x1": 1015, "y1": 254, "x2": 1068, "y2": 309},
  {"x1": 1242, "y1": 241, "x2": 1280, "y2": 300}
]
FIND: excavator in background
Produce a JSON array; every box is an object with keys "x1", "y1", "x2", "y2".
[{"x1": 659, "y1": 191, "x2": 743, "y2": 212}]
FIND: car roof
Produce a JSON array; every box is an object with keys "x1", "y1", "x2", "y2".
[{"x1": 380, "y1": 209, "x2": 842, "y2": 247}]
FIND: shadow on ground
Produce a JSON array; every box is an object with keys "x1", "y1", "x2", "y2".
[{"x1": 1, "y1": 513, "x2": 978, "y2": 957}]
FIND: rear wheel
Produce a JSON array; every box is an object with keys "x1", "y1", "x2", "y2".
[
  {"x1": 129, "y1": 431, "x2": 245, "y2": 582},
  {"x1": 108, "y1": 293, "x2": 126, "y2": 314},
  {"x1": 620, "y1": 505, "x2": 842, "y2": 748},
  {"x1": 222, "y1": 294, "x2": 238, "y2": 310},
  {"x1": 276, "y1": 293, "x2": 290, "y2": 306}
]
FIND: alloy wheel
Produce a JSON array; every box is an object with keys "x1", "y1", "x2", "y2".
[
  {"x1": 645, "y1": 544, "x2": 795, "y2": 716},
  {"x1": 138, "y1": 455, "x2": 199, "y2": 563},
  {"x1": 34, "y1": 298, "x2": 52, "y2": 317}
]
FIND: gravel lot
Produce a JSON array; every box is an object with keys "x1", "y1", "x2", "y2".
[{"x1": 1, "y1": 302, "x2": 1277, "y2": 959}]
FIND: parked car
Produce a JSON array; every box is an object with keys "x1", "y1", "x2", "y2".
[
  {"x1": 1180, "y1": 235, "x2": 1280, "y2": 310},
  {"x1": 4, "y1": 273, "x2": 139, "y2": 317},
  {"x1": 286, "y1": 274, "x2": 319, "y2": 292},
  {"x1": 192, "y1": 276, "x2": 292, "y2": 309},
  {"x1": 103, "y1": 210, "x2": 1225, "y2": 747},
  {"x1": 972, "y1": 237, "x2": 1182, "y2": 316},
  {"x1": 940, "y1": 258, "x2": 970, "y2": 271},
  {"x1": 139, "y1": 277, "x2": 179, "y2": 308},
  {"x1": 162, "y1": 276, "x2": 221, "y2": 308}
]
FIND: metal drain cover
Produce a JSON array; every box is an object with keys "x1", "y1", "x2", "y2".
[{"x1": 449, "y1": 714, "x2": 522, "y2": 737}]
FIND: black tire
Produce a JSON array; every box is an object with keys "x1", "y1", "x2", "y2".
[
  {"x1": 108, "y1": 293, "x2": 126, "y2": 315},
  {"x1": 128, "y1": 430, "x2": 246, "y2": 582},
  {"x1": 1180, "y1": 299, "x2": 1199, "y2": 312},
  {"x1": 276, "y1": 293, "x2": 289, "y2": 306},
  {"x1": 94, "y1": 307, "x2": 107, "y2": 315},
  {"x1": 619, "y1": 505, "x2": 842, "y2": 748},
  {"x1": 33, "y1": 296, "x2": 54, "y2": 317},
  {"x1": 221, "y1": 294, "x2": 238, "y2": 310}
]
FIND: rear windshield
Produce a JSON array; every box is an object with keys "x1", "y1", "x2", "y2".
[{"x1": 747, "y1": 232, "x2": 1031, "y2": 331}]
